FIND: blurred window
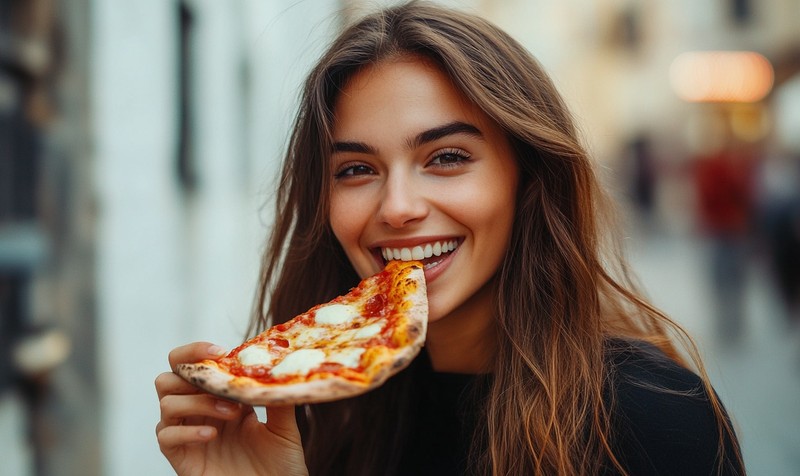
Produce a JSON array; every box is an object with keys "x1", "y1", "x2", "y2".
[
  {"x1": 177, "y1": 1, "x2": 197, "y2": 192},
  {"x1": 730, "y1": 0, "x2": 753, "y2": 25}
]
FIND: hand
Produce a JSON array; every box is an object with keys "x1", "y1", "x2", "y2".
[{"x1": 155, "y1": 342, "x2": 308, "y2": 476}]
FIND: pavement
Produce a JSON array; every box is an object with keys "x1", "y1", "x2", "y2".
[
  {"x1": 1, "y1": 230, "x2": 799, "y2": 475},
  {"x1": 627, "y1": 231, "x2": 800, "y2": 475}
]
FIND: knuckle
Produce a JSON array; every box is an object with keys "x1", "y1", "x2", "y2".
[
  {"x1": 167, "y1": 348, "x2": 179, "y2": 366},
  {"x1": 159, "y1": 395, "x2": 174, "y2": 414},
  {"x1": 155, "y1": 425, "x2": 169, "y2": 450},
  {"x1": 156, "y1": 431, "x2": 170, "y2": 452},
  {"x1": 154, "y1": 372, "x2": 171, "y2": 388}
]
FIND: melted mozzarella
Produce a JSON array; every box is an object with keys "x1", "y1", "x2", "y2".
[
  {"x1": 335, "y1": 322, "x2": 383, "y2": 344},
  {"x1": 314, "y1": 303, "x2": 360, "y2": 325},
  {"x1": 353, "y1": 322, "x2": 383, "y2": 340},
  {"x1": 271, "y1": 348, "x2": 326, "y2": 377},
  {"x1": 237, "y1": 346, "x2": 272, "y2": 366},
  {"x1": 327, "y1": 347, "x2": 365, "y2": 368},
  {"x1": 290, "y1": 326, "x2": 327, "y2": 347}
]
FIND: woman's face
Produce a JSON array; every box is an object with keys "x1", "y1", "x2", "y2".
[{"x1": 329, "y1": 56, "x2": 519, "y2": 324}]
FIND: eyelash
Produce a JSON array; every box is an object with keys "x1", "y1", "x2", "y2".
[
  {"x1": 333, "y1": 148, "x2": 472, "y2": 179},
  {"x1": 334, "y1": 163, "x2": 375, "y2": 179},
  {"x1": 428, "y1": 148, "x2": 471, "y2": 168}
]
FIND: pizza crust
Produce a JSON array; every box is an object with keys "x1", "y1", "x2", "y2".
[{"x1": 177, "y1": 262, "x2": 427, "y2": 406}]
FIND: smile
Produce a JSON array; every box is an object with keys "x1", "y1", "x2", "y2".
[{"x1": 380, "y1": 240, "x2": 459, "y2": 264}]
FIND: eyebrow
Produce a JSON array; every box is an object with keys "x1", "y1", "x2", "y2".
[
  {"x1": 409, "y1": 121, "x2": 484, "y2": 149},
  {"x1": 331, "y1": 121, "x2": 484, "y2": 154}
]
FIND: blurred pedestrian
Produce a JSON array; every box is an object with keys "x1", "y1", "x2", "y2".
[
  {"x1": 756, "y1": 150, "x2": 800, "y2": 326},
  {"x1": 625, "y1": 133, "x2": 659, "y2": 231},
  {"x1": 692, "y1": 140, "x2": 757, "y2": 344}
]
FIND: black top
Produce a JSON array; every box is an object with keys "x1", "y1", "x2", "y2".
[{"x1": 396, "y1": 340, "x2": 743, "y2": 475}]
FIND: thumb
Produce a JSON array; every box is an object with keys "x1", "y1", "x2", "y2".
[{"x1": 264, "y1": 405, "x2": 300, "y2": 438}]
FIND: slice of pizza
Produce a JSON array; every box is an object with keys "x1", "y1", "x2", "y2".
[{"x1": 177, "y1": 260, "x2": 427, "y2": 406}]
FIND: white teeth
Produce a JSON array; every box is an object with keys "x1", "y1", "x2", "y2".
[
  {"x1": 424, "y1": 259, "x2": 443, "y2": 270},
  {"x1": 381, "y1": 240, "x2": 458, "y2": 262}
]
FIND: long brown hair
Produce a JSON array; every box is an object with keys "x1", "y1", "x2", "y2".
[{"x1": 250, "y1": 2, "x2": 742, "y2": 474}]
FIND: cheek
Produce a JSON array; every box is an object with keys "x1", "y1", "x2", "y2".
[
  {"x1": 329, "y1": 191, "x2": 375, "y2": 277},
  {"x1": 464, "y1": 173, "x2": 519, "y2": 277},
  {"x1": 329, "y1": 194, "x2": 358, "y2": 246},
  {"x1": 488, "y1": 164, "x2": 520, "y2": 229},
  {"x1": 464, "y1": 172, "x2": 518, "y2": 241},
  {"x1": 472, "y1": 198, "x2": 516, "y2": 265}
]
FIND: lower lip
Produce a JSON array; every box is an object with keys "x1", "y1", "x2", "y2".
[{"x1": 420, "y1": 247, "x2": 458, "y2": 284}]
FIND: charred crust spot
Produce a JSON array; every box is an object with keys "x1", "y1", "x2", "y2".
[{"x1": 392, "y1": 358, "x2": 407, "y2": 370}]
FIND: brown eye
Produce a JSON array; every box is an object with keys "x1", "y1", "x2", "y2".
[
  {"x1": 431, "y1": 153, "x2": 465, "y2": 165},
  {"x1": 428, "y1": 149, "x2": 471, "y2": 168},
  {"x1": 335, "y1": 164, "x2": 375, "y2": 178}
]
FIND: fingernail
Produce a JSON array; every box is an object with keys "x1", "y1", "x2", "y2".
[
  {"x1": 198, "y1": 427, "x2": 214, "y2": 438},
  {"x1": 215, "y1": 400, "x2": 235, "y2": 413},
  {"x1": 207, "y1": 345, "x2": 226, "y2": 356}
]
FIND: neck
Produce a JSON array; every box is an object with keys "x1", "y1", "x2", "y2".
[{"x1": 425, "y1": 281, "x2": 496, "y2": 373}]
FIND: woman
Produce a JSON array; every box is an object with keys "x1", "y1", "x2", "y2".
[{"x1": 155, "y1": 2, "x2": 744, "y2": 474}]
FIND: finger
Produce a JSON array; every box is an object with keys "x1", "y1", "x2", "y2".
[
  {"x1": 155, "y1": 372, "x2": 201, "y2": 400},
  {"x1": 157, "y1": 424, "x2": 217, "y2": 452},
  {"x1": 168, "y1": 342, "x2": 227, "y2": 371},
  {"x1": 159, "y1": 394, "x2": 242, "y2": 427}
]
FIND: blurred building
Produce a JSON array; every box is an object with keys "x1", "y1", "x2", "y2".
[
  {"x1": 92, "y1": 1, "x2": 343, "y2": 475},
  {"x1": 4, "y1": 0, "x2": 343, "y2": 474},
  {"x1": 476, "y1": 0, "x2": 800, "y2": 231},
  {"x1": 2, "y1": 0, "x2": 96, "y2": 474},
  {"x1": 1, "y1": 0, "x2": 798, "y2": 475}
]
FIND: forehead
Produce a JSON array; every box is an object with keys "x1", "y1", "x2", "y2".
[
  {"x1": 331, "y1": 55, "x2": 489, "y2": 137},
  {"x1": 341, "y1": 54, "x2": 452, "y2": 95}
]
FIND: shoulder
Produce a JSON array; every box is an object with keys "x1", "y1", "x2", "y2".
[
  {"x1": 603, "y1": 339, "x2": 742, "y2": 475},
  {"x1": 605, "y1": 338, "x2": 706, "y2": 398}
]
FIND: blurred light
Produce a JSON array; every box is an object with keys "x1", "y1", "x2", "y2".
[{"x1": 670, "y1": 51, "x2": 774, "y2": 103}]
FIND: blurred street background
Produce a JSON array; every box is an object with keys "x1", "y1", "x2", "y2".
[{"x1": 1, "y1": 0, "x2": 799, "y2": 474}]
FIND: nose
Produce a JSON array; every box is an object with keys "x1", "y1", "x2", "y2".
[{"x1": 378, "y1": 172, "x2": 428, "y2": 228}]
